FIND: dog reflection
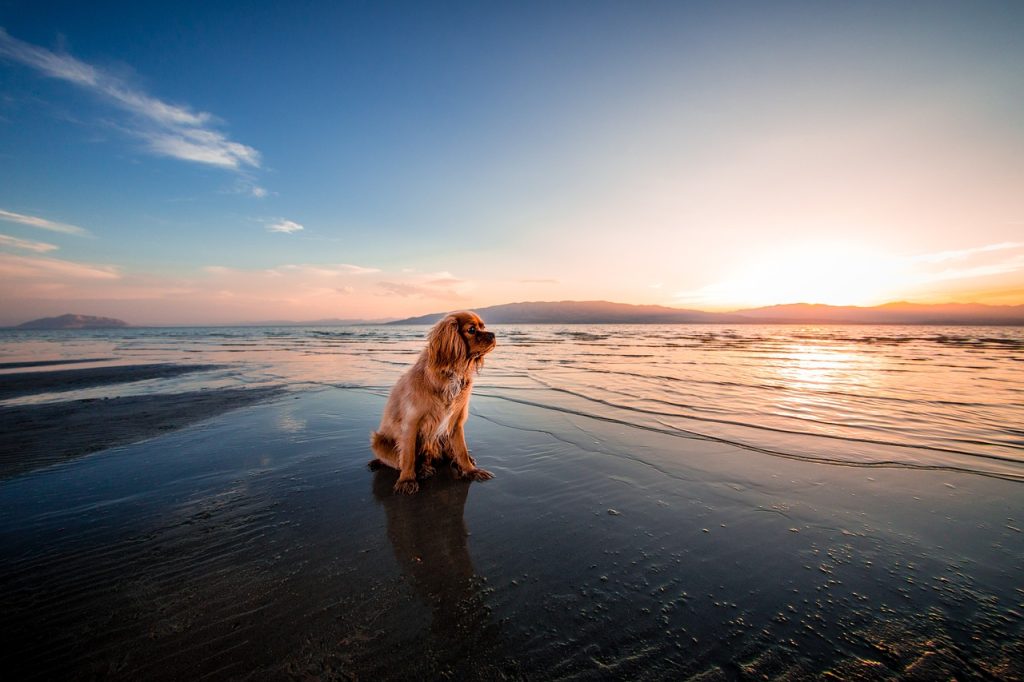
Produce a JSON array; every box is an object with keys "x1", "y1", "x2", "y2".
[{"x1": 371, "y1": 465, "x2": 494, "y2": 647}]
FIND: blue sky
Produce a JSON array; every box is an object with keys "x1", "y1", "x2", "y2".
[{"x1": 2, "y1": 1, "x2": 1023, "y2": 324}]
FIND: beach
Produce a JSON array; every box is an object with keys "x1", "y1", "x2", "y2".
[{"x1": 1, "y1": 326, "x2": 1022, "y2": 679}]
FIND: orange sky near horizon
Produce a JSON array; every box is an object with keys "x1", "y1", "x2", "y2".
[{"x1": 2, "y1": 236, "x2": 1023, "y2": 325}]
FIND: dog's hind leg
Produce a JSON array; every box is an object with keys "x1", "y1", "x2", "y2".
[{"x1": 369, "y1": 431, "x2": 400, "y2": 470}]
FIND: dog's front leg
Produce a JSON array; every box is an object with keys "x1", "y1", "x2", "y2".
[
  {"x1": 394, "y1": 420, "x2": 420, "y2": 494},
  {"x1": 450, "y1": 411, "x2": 493, "y2": 482}
]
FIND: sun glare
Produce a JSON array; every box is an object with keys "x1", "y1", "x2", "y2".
[{"x1": 684, "y1": 242, "x2": 905, "y2": 309}]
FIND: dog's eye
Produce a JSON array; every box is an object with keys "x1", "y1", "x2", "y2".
[{"x1": 467, "y1": 325, "x2": 476, "y2": 335}]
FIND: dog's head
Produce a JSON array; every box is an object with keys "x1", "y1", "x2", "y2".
[{"x1": 426, "y1": 311, "x2": 496, "y2": 371}]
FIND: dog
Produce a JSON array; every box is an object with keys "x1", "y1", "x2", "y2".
[{"x1": 369, "y1": 311, "x2": 496, "y2": 494}]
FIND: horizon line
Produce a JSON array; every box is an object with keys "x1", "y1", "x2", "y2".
[{"x1": 7, "y1": 298, "x2": 1024, "y2": 329}]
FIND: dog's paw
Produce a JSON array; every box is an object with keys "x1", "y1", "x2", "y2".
[
  {"x1": 466, "y1": 467, "x2": 494, "y2": 482},
  {"x1": 393, "y1": 478, "x2": 419, "y2": 495},
  {"x1": 418, "y1": 464, "x2": 436, "y2": 479}
]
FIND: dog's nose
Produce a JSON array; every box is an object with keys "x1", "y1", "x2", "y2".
[{"x1": 482, "y1": 331, "x2": 496, "y2": 343}]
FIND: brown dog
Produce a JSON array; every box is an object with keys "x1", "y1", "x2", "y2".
[{"x1": 370, "y1": 311, "x2": 496, "y2": 494}]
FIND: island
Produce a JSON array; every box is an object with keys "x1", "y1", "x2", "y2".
[{"x1": 15, "y1": 314, "x2": 129, "y2": 330}]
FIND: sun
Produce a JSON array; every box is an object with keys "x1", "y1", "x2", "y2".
[{"x1": 684, "y1": 241, "x2": 905, "y2": 309}]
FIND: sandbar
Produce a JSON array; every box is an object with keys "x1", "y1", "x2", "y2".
[{"x1": 0, "y1": 363, "x2": 227, "y2": 400}]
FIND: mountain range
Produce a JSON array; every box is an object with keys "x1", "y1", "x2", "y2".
[
  {"x1": 389, "y1": 300, "x2": 1024, "y2": 325},
  {"x1": 16, "y1": 314, "x2": 130, "y2": 329}
]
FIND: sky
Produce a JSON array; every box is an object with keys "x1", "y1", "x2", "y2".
[{"x1": 1, "y1": 1, "x2": 1023, "y2": 325}]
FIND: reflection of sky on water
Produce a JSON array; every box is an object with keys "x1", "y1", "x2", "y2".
[{"x1": 277, "y1": 414, "x2": 307, "y2": 434}]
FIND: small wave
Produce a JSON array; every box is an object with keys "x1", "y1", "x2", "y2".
[
  {"x1": 520, "y1": 376, "x2": 1024, "y2": 472},
  {"x1": 554, "y1": 331, "x2": 610, "y2": 341},
  {"x1": 561, "y1": 363, "x2": 1003, "y2": 408},
  {"x1": 309, "y1": 330, "x2": 357, "y2": 338},
  {"x1": 469, "y1": 389, "x2": 1024, "y2": 483}
]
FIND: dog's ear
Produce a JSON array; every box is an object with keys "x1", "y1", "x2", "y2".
[{"x1": 427, "y1": 315, "x2": 466, "y2": 369}]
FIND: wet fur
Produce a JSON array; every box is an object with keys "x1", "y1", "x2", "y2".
[{"x1": 369, "y1": 311, "x2": 496, "y2": 494}]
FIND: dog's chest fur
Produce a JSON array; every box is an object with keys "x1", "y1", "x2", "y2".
[
  {"x1": 441, "y1": 373, "x2": 467, "y2": 405},
  {"x1": 431, "y1": 374, "x2": 468, "y2": 442}
]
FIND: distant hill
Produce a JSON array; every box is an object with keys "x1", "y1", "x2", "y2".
[
  {"x1": 389, "y1": 300, "x2": 1024, "y2": 325},
  {"x1": 16, "y1": 314, "x2": 130, "y2": 329},
  {"x1": 389, "y1": 300, "x2": 746, "y2": 325}
]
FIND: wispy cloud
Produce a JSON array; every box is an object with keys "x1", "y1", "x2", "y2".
[
  {"x1": 274, "y1": 263, "x2": 380, "y2": 276},
  {"x1": 375, "y1": 268, "x2": 474, "y2": 300},
  {"x1": 0, "y1": 27, "x2": 260, "y2": 170},
  {"x1": 220, "y1": 179, "x2": 268, "y2": 199},
  {"x1": 423, "y1": 271, "x2": 467, "y2": 287},
  {"x1": 377, "y1": 279, "x2": 468, "y2": 301},
  {"x1": 377, "y1": 281, "x2": 442, "y2": 298},
  {"x1": 266, "y1": 219, "x2": 304, "y2": 234},
  {"x1": 911, "y1": 241, "x2": 1024, "y2": 264},
  {"x1": 0, "y1": 253, "x2": 120, "y2": 279},
  {"x1": 0, "y1": 208, "x2": 90, "y2": 236},
  {"x1": 0, "y1": 233, "x2": 58, "y2": 252},
  {"x1": 146, "y1": 129, "x2": 259, "y2": 168},
  {"x1": 904, "y1": 242, "x2": 1024, "y2": 288},
  {"x1": 919, "y1": 253, "x2": 1024, "y2": 283},
  {"x1": 338, "y1": 263, "x2": 381, "y2": 275}
]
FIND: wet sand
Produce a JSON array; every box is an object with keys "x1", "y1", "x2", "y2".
[
  {"x1": 0, "y1": 358, "x2": 115, "y2": 370},
  {"x1": 0, "y1": 363, "x2": 226, "y2": 400},
  {"x1": 0, "y1": 386, "x2": 285, "y2": 479},
  {"x1": 1, "y1": 385, "x2": 1021, "y2": 679}
]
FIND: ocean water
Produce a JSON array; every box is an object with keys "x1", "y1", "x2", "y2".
[{"x1": 2, "y1": 324, "x2": 1022, "y2": 481}]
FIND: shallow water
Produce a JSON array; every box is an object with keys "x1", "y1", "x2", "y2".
[{"x1": 2, "y1": 324, "x2": 1022, "y2": 480}]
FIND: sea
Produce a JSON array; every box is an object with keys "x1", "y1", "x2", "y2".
[{"x1": 2, "y1": 323, "x2": 1022, "y2": 482}]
